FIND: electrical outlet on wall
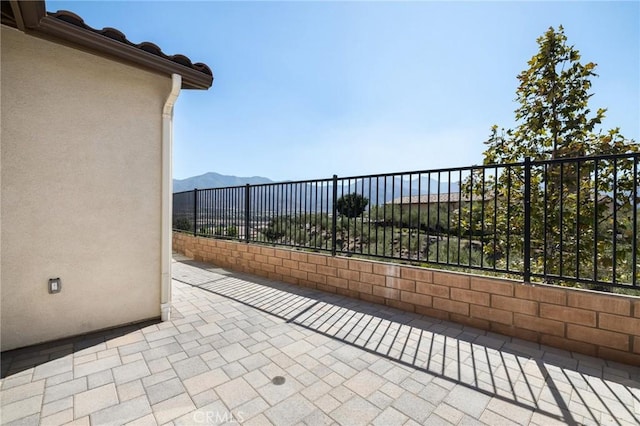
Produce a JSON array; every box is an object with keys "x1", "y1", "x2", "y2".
[{"x1": 48, "y1": 278, "x2": 61, "y2": 294}]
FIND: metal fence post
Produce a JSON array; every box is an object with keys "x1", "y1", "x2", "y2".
[
  {"x1": 523, "y1": 158, "x2": 531, "y2": 283},
  {"x1": 331, "y1": 174, "x2": 338, "y2": 256},
  {"x1": 193, "y1": 188, "x2": 198, "y2": 237},
  {"x1": 245, "y1": 184, "x2": 250, "y2": 242}
]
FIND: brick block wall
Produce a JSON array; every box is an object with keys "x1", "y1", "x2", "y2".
[{"x1": 173, "y1": 232, "x2": 640, "y2": 365}]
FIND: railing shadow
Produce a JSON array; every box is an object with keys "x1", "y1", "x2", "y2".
[{"x1": 174, "y1": 258, "x2": 640, "y2": 426}]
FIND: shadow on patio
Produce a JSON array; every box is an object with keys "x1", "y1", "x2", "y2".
[
  {"x1": 172, "y1": 256, "x2": 640, "y2": 425},
  {"x1": 1, "y1": 255, "x2": 639, "y2": 425}
]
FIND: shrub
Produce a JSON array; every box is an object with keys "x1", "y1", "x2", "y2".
[
  {"x1": 336, "y1": 193, "x2": 369, "y2": 218},
  {"x1": 263, "y1": 218, "x2": 285, "y2": 241},
  {"x1": 173, "y1": 217, "x2": 192, "y2": 232}
]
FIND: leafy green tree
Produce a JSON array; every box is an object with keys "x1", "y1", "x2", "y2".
[
  {"x1": 465, "y1": 26, "x2": 638, "y2": 285},
  {"x1": 336, "y1": 193, "x2": 369, "y2": 218}
]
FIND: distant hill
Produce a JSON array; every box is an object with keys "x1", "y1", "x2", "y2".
[
  {"x1": 174, "y1": 172, "x2": 460, "y2": 208},
  {"x1": 173, "y1": 172, "x2": 273, "y2": 193}
]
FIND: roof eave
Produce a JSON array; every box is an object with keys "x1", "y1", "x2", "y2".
[
  {"x1": 36, "y1": 16, "x2": 212, "y2": 90},
  {"x1": 2, "y1": 0, "x2": 212, "y2": 90}
]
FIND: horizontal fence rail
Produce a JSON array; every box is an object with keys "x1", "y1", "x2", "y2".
[{"x1": 173, "y1": 153, "x2": 639, "y2": 290}]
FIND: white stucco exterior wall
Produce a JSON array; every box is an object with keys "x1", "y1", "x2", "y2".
[{"x1": 1, "y1": 26, "x2": 173, "y2": 350}]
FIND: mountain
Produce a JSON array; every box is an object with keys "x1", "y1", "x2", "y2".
[
  {"x1": 174, "y1": 172, "x2": 460, "y2": 211},
  {"x1": 173, "y1": 172, "x2": 273, "y2": 193}
]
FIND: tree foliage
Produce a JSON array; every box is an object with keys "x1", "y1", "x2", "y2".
[
  {"x1": 483, "y1": 26, "x2": 636, "y2": 163},
  {"x1": 464, "y1": 26, "x2": 638, "y2": 286},
  {"x1": 336, "y1": 193, "x2": 369, "y2": 218}
]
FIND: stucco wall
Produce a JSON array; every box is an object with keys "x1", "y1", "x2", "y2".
[
  {"x1": 1, "y1": 26, "x2": 172, "y2": 350},
  {"x1": 174, "y1": 232, "x2": 640, "y2": 366}
]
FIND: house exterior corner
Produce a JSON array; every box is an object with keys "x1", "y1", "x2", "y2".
[{"x1": 0, "y1": 25, "x2": 173, "y2": 350}]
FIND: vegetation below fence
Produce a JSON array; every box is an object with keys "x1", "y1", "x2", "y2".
[{"x1": 236, "y1": 207, "x2": 489, "y2": 267}]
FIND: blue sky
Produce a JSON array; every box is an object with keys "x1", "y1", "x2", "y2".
[{"x1": 50, "y1": 1, "x2": 639, "y2": 182}]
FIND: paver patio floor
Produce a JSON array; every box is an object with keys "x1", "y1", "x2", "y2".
[{"x1": 2, "y1": 255, "x2": 639, "y2": 425}]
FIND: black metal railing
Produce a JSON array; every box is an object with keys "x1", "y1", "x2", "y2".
[{"x1": 173, "y1": 153, "x2": 639, "y2": 289}]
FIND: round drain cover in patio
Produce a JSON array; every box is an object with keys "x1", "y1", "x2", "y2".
[{"x1": 271, "y1": 376, "x2": 286, "y2": 385}]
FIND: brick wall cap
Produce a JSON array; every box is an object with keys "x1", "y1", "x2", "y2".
[{"x1": 520, "y1": 281, "x2": 639, "y2": 301}]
